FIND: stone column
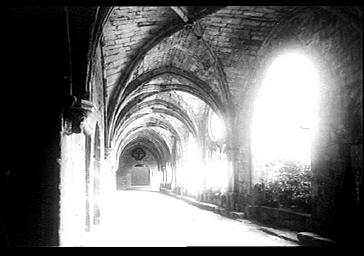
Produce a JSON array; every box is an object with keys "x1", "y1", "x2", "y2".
[{"x1": 225, "y1": 146, "x2": 239, "y2": 210}]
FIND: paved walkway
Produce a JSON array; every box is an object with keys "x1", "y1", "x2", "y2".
[{"x1": 80, "y1": 190, "x2": 298, "y2": 247}]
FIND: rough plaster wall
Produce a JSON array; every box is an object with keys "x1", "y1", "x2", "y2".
[{"x1": 235, "y1": 8, "x2": 362, "y2": 239}]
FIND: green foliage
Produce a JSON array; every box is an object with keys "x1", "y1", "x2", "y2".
[{"x1": 262, "y1": 160, "x2": 312, "y2": 213}]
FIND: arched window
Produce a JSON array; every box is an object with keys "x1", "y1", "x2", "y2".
[
  {"x1": 208, "y1": 110, "x2": 226, "y2": 142},
  {"x1": 251, "y1": 52, "x2": 319, "y2": 184},
  {"x1": 206, "y1": 109, "x2": 228, "y2": 191}
]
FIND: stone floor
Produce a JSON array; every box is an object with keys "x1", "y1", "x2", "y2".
[{"x1": 80, "y1": 190, "x2": 299, "y2": 247}]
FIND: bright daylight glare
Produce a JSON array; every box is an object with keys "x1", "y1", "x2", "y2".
[
  {"x1": 251, "y1": 53, "x2": 319, "y2": 163},
  {"x1": 184, "y1": 135, "x2": 204, "y2": 195},
  {"x1": 210, "y1": 111, "x2": 226, "y2": 141}
]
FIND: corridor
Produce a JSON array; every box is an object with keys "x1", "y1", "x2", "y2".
[
  {"x1": 80, "y1": 190, "x2": 298, "y2": 247},
  {"x1": 0, "y1": 6, "x2": 361, "y2": 247}
]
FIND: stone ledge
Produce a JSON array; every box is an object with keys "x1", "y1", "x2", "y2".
[
  {"x1": 180, "y1": 195, "x2": 218, "y2": 212},
  {"x1": 160, "y1": 188, "x2": 246, "y2": 221},
  {"x1": 245, "y1": 205, "x2": 312, "y2": 231},
  {"x1": 160, "y1": 188, "x2": 304, "y2": 244},
  {"x1": 259, "y1": 226, "x2": 299, "y2": 243},
  {"x1": 297, "y1": 232, "x2": 338, "y2": 247},
  {"x1": 229, "y1": 211, "x2": 246, "y2": 219},
  {"x1": 215, "y1": 207, "x2": 246, "y2": 220}
]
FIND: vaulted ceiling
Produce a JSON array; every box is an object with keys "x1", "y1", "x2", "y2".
[
  {"x1": 74, "y1": 6, "x2": 361, "y2": 167},
  {"x1": 99, "y1": 6, "x2": 304, "y2": 163}
]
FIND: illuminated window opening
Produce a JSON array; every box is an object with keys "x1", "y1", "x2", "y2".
[
  {"x1": 183, "y1": 133, "x2": 204, "y2": 196},
  {"x1": 251, "y1": 52, "x2": 319, "y2": 183},
  {"x1": 204, "y1": 110, "x2": 229, "y2": 192},
  {"x1": 208, "y1": 110, "x2": 226, "y2": 142}
]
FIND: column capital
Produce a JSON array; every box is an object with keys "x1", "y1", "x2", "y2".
[{"x1": 63, "y1": 97, "x2": 96, "y2": 135}]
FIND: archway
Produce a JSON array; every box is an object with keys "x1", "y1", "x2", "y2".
[
  {"x1": 93, "y1": 124, "x2": 101, "y2": 225},
  {"x1": 205, "y1": 109, "x2": 229, "y2": 193},
  {"x1": 251, "y1": 52, "x2": 319, "y2": 212}
]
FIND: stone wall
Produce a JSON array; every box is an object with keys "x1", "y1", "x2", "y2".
[
  {"x1": 0, "y1": 7, "x2": 72, "y2": 246},
  {"x1": 59, "y1": 41, "x2": 107, "y2": 245},
  {"x1": 236, "y1": 7, "x2": 362, "y2": 242},
  {"x1": 116, "y1": 147, "x2": 160, "y2": 190},
  {"x1": 246, "y1": 206, "x2": 312, "y2": 231}
]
